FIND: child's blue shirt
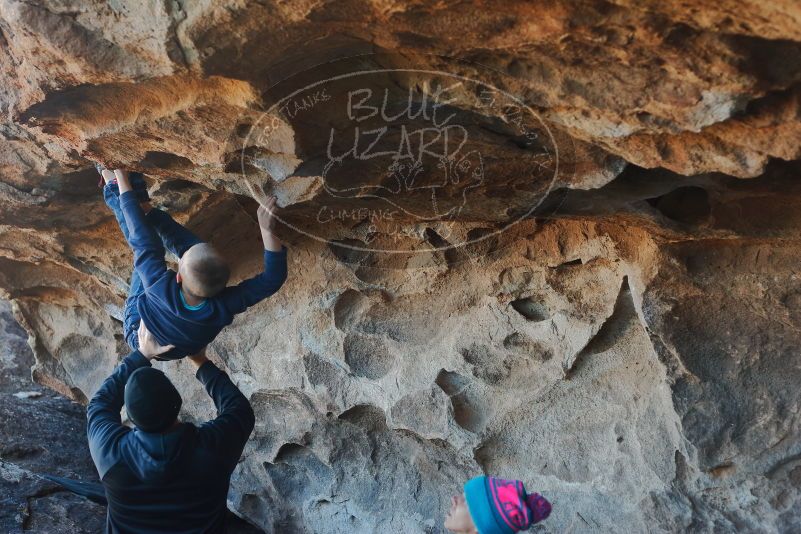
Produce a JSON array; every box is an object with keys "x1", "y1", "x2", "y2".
[{"x1": 119, "y1": 191, "x2": 287, "y2": 358}]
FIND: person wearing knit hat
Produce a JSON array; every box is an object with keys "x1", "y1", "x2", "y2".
[
  {"x1": 86, "y1": 322, "x2": 256, "y2": 533},
  {"x1": 444, "y1": 475, "x2": 552, "y2": 534},
  {"x1": 124, "y1": 366, "x2": 182, "y2": 432}
]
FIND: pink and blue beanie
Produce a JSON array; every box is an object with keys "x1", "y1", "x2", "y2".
[{"x1": 464, "y1": 476, "x2": 551, "y2": 534}]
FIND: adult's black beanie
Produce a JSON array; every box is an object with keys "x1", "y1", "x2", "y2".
[{"x1": 124, "y1": 367, "x2": 182, "y2": 433}]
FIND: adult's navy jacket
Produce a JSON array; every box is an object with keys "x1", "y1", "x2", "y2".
[{"x1": 87, "y1": 351, "x2": 256, "y2": 534}]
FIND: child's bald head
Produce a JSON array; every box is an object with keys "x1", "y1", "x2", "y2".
[{"x1": 179, "y1": 243, "x2": 230, "y2": 298}]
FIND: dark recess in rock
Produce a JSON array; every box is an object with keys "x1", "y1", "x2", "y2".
[
  {"x1": 435, "y1": 369, "x2": 485, "y2": 433},
  {"x1": 510, "y1": 298, "x2": 550, "y2": 322},
  {"x1": 648, "y1": 186, "x2": 711, "y2": 224},
  {"x1": 343, "y1": 333, "x2": 394, "y2": 379}
]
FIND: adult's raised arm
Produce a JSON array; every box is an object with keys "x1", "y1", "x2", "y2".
[
  {"x1": 86, "y1": 350, "x2": 150, "y2": 478},
  {"x1": 189, "y1": 352, "x2": 256, "y2": 471},
  {"x1": 87, "y1": 324, "x2": 174, "y2": 478}
]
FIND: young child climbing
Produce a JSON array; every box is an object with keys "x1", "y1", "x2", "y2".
[
  {"x1": 99, "y1": 166, "x2": 287, "y2": 359},
  {"x1": 444, "y1": 475, "x2": 551, "y2": 534}
]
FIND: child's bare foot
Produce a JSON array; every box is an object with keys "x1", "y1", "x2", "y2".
[
  {"x1": 113, "y1": 169, "x2": 130, "y2": 187},
  {"x1": 112, "y1": 169, "x2": 151, "y2": 212},
  {"x1": 105, "y1": 168, "x2": 151, "y2": 204},
  {"x1": 113, "y1": 169, "x2": 134, "y2": 194},
  {"x1": 95, "y1": 162, "x2": 116, "y2": 185}
]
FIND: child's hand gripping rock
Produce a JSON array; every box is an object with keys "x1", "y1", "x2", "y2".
[{"x1": 257, "y1": 196, "x2": 282, "y2": 252}]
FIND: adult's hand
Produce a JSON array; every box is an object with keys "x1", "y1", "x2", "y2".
[
  {"x1": 186, "y1": 349, "x2": 209, "y2": 370},
  {"x1": 136, "y1": 322, "x2": 174, "y2": 360}
]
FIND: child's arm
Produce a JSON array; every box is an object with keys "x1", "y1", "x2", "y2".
[
  {"x1": 258, "y1": 196, "x2": 282, "y2": 252},
  {"x1": 218, "y1": 198, "x2": 288, "y2": 314},
  {"x1": 115, "y1": 170, "x2": 169, "y2": 289}
]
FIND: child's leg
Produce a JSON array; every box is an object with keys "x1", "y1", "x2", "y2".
[
  {"x1": 103, "y1": 175, "x2": 166, "y2": 258},
  {"x1": 102, "y1": 181, "x2": 132, "y2": 242},
  {"x1": 128, "y1": 172, "x2": 150, "y2": 203},
  {"x1": 146, "y1": 208, "x2": 204, "y2": 259},
  {"x1": 101, "y1": 169, "x2": 151, "y2": 236},
  {"x1": 122, "y1": 269, "x2": 144, "y2": 351}
]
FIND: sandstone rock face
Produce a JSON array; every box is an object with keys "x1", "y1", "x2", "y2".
[{"x1": 1, "y1": 1, "x2": 800, "y2": 532}]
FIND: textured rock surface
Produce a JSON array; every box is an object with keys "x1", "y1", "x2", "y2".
[
  {"x1": 1, "y1": 1, "x2": 801, "y2": 532},
  {"x1": 0, "y1": 300, "x2": 107, "y2": 533}
]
